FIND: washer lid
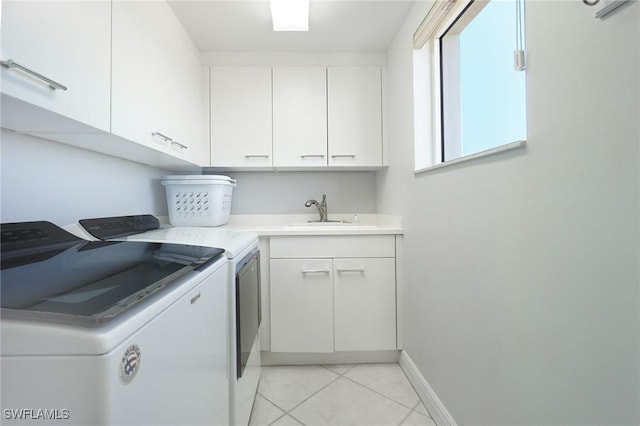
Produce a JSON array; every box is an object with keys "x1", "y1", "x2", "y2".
[{"x1": 1, "y1": 222, "x2": 224, "y2": 326}]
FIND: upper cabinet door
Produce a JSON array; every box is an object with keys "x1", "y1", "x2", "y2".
[
  {"x1": 327, "y1": 67, "x2": 382, "y2": 167},
  {"x1": 210, "y1": 67, "x2": 273, "y2": 168},
  {"x1": 273, "y1": 67, "x2": 327, "y2": 168},
  {"x1": 165, "y1": 23, "x2": 208, "y2": 166},
  {"x1": 112, "y1": 1, "x2": 206, "y2": 166},
  {"x1": 0, "y1": 1, "x2": 111, "y2": 132}
]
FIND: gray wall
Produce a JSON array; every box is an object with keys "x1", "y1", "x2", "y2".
[
  {"x1": 378, "y1": 1, "x2": 639, "y2": 425},
  {"x1": 1, "y1": 129, "x2": 170, "y2": 225}
]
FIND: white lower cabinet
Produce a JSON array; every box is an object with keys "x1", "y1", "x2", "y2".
[
  {"x1": 334, "y1": 257, "x2": 396, "y2": 351},
  {"x1": 270, "y1": 259, "x2": 334, "y2": 353},
  {"x1": 269, "y1": 236, "x2": 396, "y2": 353}
]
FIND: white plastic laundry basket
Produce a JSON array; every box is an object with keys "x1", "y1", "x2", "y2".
[{"x1": 161, "y1": 175, "x2": 236, "y2": 226}]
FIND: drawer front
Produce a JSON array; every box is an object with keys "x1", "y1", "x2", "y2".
[{"x1": 270, "y1": 235, "x2": 395, "y2": 258}]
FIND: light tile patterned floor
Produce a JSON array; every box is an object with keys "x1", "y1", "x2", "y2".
[{"x1": 249, "y1": 363, "x2": 436, "y2": 426}]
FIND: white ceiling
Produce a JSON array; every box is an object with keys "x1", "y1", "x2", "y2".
[{"x1": 167, "y1": 0, "x2": 416, "y2": 53}]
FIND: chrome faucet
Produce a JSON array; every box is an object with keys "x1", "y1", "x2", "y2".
[{"x1": 305, "y1": 194, "x2": 328, "y2": 222}]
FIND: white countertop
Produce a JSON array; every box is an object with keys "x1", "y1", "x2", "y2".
[{"x1": 219, "y1": 214, "x2": 403, "y2": 236}]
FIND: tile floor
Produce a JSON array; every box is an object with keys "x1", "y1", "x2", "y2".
[{"x1": 249, "y1": 363, "x2": 436, "y2": 426}]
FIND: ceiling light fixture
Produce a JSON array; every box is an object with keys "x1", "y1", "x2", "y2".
[{"x1": 269, "y1": 0, "x2": 310, "y2": 31}]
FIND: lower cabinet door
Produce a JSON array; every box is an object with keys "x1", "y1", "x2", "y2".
[
  {"x1": 270, "y1": 258, "x2": 334, "y2": 353},
  {"x1": 334, "y1": 258, "x2": 396, "y2": 351}
]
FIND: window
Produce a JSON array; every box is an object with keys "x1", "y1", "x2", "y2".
[{"x1": 413, "y1": 0, "x2": 527, "y2": 170}]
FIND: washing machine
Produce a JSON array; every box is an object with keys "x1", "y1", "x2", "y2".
[{"x1": 0, "y1": 220, "x2": 229, "y2": 425}]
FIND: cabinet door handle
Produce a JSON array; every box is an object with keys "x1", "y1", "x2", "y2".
[
  {"x1": 171, "y1": 140, "x2": 188, "y2": 150},
  {"x1": 331, "y1": 154, "x2": 357, "y2": 158},
  {"x1": 152, "y1": 131, "x2": 173, "y2": 143},
  {"x1": 302, "y1": 269, "x2": 331, "y2": 274},
  {"x1": 336, "y1": 268, "x2": 365, "y2": 273},
  {"x1": 1, "y1": 59, "x2": 67, "y2": 91},
  {"x1": 300, "y1": 154, "x2": 326, "y2": 158},
  {"x1": 244, "y1": 154, "x2": 270, "y2": 158},
  {"x1": 152, "y1": 132, "x2": 187, "y2": 150}
]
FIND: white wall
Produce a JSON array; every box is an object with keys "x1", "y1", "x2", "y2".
[
  {"x1": 200, "y1": 52, "x2": 386, "y2": 67},
  {"x1": 224, "y1": 171, "x2": 377, "y2": 215},
  {"x1": 1, "y1": 129, "x2": 170, "y2": 225},
  {"x1": 0, "y1": 130, "x2": 377, "y2": 223},
  {"x1": 379, "y1": 1, "x2": 639, "y2": 425}
]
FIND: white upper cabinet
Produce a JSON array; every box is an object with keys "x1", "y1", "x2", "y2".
[
  {"x1": 210, "y1": 67, "x2": 273, "y2": 168},
  {"x1": 209, "y1": 66, "x2": 385, "y2": 171},
  {"x1": 273, "y1": 67, "x2": 328, "y2": 168},
  {"x1": 328, "y1": 67, "x2": 382, "y2": 167},
  {"x1": 112, "y1": 1, "x2": 206, "y2": 166},
  {"x1": 0, "y1": 1, "x2": 111, "y2": 132}
]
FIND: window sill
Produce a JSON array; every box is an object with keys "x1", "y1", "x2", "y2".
[{"x1": 414, "y1": 140, "x2": 527, "y2": 175}]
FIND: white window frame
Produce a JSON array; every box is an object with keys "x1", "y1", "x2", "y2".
[{"x1": 413, "y1": 0, "x2": 527, "y2": 173}]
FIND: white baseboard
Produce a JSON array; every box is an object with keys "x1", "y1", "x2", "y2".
[
  {"x1": 399, "y1": 351, "x2": 457, "y2": 426},
  {"x1": 261, "y1": 350, "x2": 400, "y2": 366}
]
